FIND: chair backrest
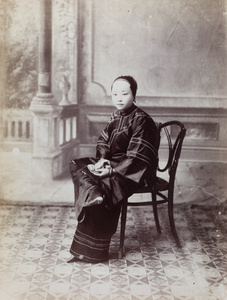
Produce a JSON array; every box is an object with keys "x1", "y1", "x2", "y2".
[{"x1": 158, "y1": 121, "x2": 186, "y2": 184}]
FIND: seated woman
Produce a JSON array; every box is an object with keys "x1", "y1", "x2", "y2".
[{"x1": 68, "y1": 75, "x2": 159, "y2": 263}]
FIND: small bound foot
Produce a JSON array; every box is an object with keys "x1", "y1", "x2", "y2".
[
  {"x1": 83, "y1": 196, "x2": 103, "y2": 207},
  {"x1": 67, "y1": 255, "x2": 79, "y2": 263}
]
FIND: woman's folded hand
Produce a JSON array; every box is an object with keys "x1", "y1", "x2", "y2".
[
  {"x1": 96, "y1": 167, "x2": 115, "y2": 178},
  {"x1": 95, "y1": 168, "x2": 110, "y2": 178},
  {"x1": 94, "y1": 159, "x2": 111, "y2": 170}
]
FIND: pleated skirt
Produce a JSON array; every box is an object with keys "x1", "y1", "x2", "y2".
[
  {"x1": 69, "y1": 157, "x2": 122, "y2": 262},
  {"x1": 70, "y1": 203, "x2": 122, "y2": 263}
]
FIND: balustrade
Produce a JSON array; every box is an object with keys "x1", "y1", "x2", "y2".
[
  {"x1": 3, "y1": 110, "x2": 32, "y2": 141},
  {"x1": 59, "y1": 115, "x2": 77, "y2": 146},
  {"x1": 1, "y1": 105, "x2": 78, "y2": 155},
  {"x1": 1, "y1": 109, "x2": 33, "y2": 152}
]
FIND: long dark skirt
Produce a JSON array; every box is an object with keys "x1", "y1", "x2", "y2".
[
  {"x1": 69, "y1": 158, "x2": 123, "y2": 263},
  {"x1": 70, "y1": 203, "x2": 122, "y2": 262}
]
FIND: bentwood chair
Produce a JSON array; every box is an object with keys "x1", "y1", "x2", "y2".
[{"x1": 118, "y1": 121, "x2": 186, "y2": 259}]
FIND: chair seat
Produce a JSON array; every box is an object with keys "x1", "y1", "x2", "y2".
[
  {"x1": 135, "y1": 177, "x2": 169, "y2": 194},
  {"x1": 156, "y1": 177, "x2": 169, "y2": 191}
]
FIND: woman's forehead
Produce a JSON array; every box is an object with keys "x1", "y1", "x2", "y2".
[{"x1": 112, "y1": 79, "x2": 130, "y2": 90}]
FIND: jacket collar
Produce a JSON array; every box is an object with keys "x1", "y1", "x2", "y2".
[{"x1": 116, "y1": 103, "x2": 137, "y2": 116}]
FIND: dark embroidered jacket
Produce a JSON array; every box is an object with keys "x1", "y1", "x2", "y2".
[{"x1": 96, "y1": 104, "x2": 158, "y2": 185}]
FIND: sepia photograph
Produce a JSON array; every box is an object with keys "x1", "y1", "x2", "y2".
[{"x1": 0, "y1": 0, "x2": 227, "y2": 299}]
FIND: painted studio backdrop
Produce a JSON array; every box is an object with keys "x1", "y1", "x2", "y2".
[{"x1": 0, "y1": 0, "x2": 227, "y2": 180}]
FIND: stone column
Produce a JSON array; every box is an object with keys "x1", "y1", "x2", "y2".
[{"x1": 30, "y1": 0, "x2": 62, "y2": 180}]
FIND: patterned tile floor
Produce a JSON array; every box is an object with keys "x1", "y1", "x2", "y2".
[{"x1": 0, "y1": 202, "x2": 227, "y2": 300}]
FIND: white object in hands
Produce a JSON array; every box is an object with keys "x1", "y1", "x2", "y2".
[
  {"x1": 87, "y1": 160, "x2": 111, "y2": 175},
  {"x1": 94, "y1": 159, "x2": 111, "y2": 170},
  {"x1": 87, "y1": 164, "x2": 102, "y2": 175}
]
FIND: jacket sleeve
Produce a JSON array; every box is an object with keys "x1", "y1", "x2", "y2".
[
  {"x1": 96, "y1": 122, "x2": 111, "y2": 160},
  {"x1": 113, "y1": 116, "x2": 158, "y2": 183}
]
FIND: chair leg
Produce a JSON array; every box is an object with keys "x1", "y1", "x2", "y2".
[
  {"x1": 168, "y1": 197, "x2": 181, "y2": 248},
  {"x1": 152, "y1": 192, "x2": 161, "y2": 234},
  {"x1": 118, "y1": 198, "x2": 128, "y2": 259}
]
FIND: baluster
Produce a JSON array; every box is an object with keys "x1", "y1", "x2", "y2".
[
  {"x1": 18, "y1": 121, "x2": 23, "y2": 138},
  {"x1": 72, "y1": 116, "x2": 76, "y2": 139},
  {"x1": 11, "y1": 121, "x2": 15, "y2": 138},
  {"x1": 4, "y1": 120, "x2": 8, "y2": 138},
  {"x1": 65, "y1": 118, "x2": 71, "y2": 142},
  {"x1": 59, "y1": 119, "x2": 64, "y2": 145},
  {"x1": 26, "y1": 121, "x2": 30, "y2": 139}
]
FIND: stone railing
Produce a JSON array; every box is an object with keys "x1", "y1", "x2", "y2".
[
  {"x1": 0, "y1": 109, "x2": 33, "y2": 152},
  {"x1": 58, "y1": 104, "x2": 79, "y2": 176},
  {"x1": 0, "y1": 105, "x2": 79, "y2": 155},
  {"x1": 59, "y1": 108, "x2": 77, "y2": 146}
]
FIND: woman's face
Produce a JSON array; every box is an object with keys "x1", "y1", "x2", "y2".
[{"x1": 111, "y1": 79, "x2": 134, "y2": 111}]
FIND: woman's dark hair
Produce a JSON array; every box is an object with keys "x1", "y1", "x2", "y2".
[{"x1": 111, "y1": 75, "x2": 138, "y2": 98}]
